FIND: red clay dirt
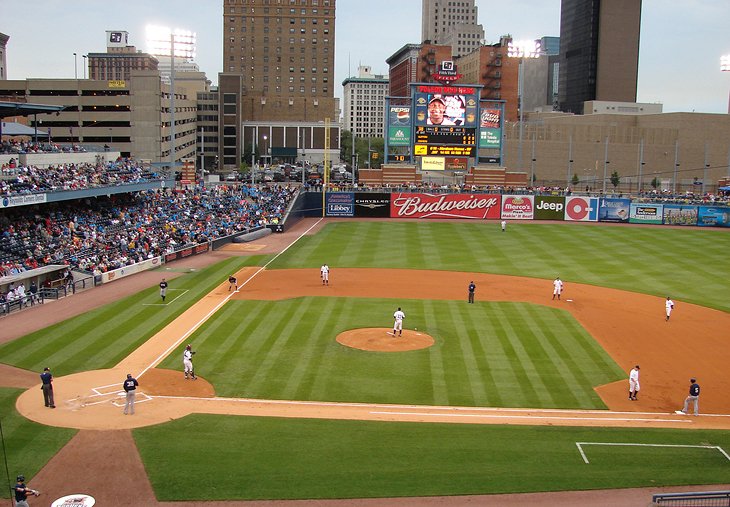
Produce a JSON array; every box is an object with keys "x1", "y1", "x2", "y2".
[{"x1": 5, "y1": 217, "x2": 730, "y2": 506}]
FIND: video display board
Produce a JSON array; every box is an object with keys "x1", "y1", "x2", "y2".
[{"x1": 412, "y1": 85, "x2": 478, "y2": 160}]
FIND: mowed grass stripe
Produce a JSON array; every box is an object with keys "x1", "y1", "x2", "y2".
[
  {"x1": 422, "y1": 300, "x2": 449, "y2": 406},
  {"x1": 448, "y1": 301, "x2": 488, "y2": 406}
]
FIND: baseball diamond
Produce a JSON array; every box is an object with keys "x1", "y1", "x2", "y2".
[{"x1": 2, "y1": 218, "x2": 730, "y2": 505}]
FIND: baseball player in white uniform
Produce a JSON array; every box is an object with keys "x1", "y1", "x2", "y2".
[
  {"x1": 629, "y1": 365, "x2": 640, "y2": 400},
  {"x1": 320, "y1": 263, "x2": 330, "y2": 285},
  {"x1": 392, "y1": 307, "x2": 405, "y2": 336},
  {"x1": 552, "y1": 277, "x2": 564, "y2": 300},
  {"x1": 665, "y1": 297, "x2": 674, "y2": 321},
  {"x1": 501, "y1": 220, "x2": 507, "y2": 232},
  {"x1": 183, "y1": 344, "x2": 197, "y2": 380}
]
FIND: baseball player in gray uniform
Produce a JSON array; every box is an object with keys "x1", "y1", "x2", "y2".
[{"x1": 392, "y1": 307, "x2": 405, "y2": 336}]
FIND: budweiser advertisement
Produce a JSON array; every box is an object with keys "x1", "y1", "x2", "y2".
[
  {"x1": 501, "y1": 195, "x2": 534, "y2": 220},
  {"x1": 391, "y1": 193, "x2": 501, "y2": 219}
]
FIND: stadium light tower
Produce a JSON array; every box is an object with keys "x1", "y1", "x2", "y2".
[
  {"x1": 146, "y1": 26, "x2": 196, "y2": 169},
  {"x1": 722, "y1": 54, "x2": 730, "y2": 114},
  {"x1": 508, "y1": 39, "x2": 541, "y2": 182}
]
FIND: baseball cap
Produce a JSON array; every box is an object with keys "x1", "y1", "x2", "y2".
[{"x1": 429, "y1": 95, "x2": 445, "y2": 105}]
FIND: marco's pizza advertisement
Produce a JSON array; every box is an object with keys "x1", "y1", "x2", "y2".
[{"x1": 501, "y1": 195, "x2": 534, "y2": 220}]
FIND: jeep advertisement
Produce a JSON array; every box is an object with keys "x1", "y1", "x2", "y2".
[{"x1": 533, "y1": 196, "x2": 565, "y2": 220}]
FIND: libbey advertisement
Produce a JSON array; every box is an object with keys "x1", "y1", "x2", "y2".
[{"x1": 391, "y1": 193, "x2": 501, "y2": 219}]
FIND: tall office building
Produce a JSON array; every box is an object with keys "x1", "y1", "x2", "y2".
[
  {"x1": 222, "y1": 0, "x2": 337, "y2": 122},
  {"x1": 421, "y1": 0, "x2": 484, "y2": 57},
  {"x1": 342, "y1": 66, "x2": 388, "y2": 138},
  {"x1": 558, "y1": 0, "x2": 641, "y2": 114},
  {"x1": 0, "y1": 33, "x2": 8, "y2": 80},
  {"x1": 88, "y1": 31, "x2": 159, "y2": 81}
]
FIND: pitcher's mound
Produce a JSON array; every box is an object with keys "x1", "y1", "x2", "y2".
[{"x1": 337, "y1": 328, "x2": 435, "y2": 352}]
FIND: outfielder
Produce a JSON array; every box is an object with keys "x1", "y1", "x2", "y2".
[
  {"x1": 392, "y1": 307, "x2": 405, "y2": 337},
  {"x1": 320, "y1": 263, "x2": 330, "y2": 285},
  {"x1": 629, "y1": 365, "x2": 640, "y2": 400},
  {"x1": 552, "y1": 277, "x2": 564, "y2": 300},
  {"x1": 665, "y1": 296, "x2": 674, "y2": 321},
  {"x1": 13, "y1": 475, "x2": 40, "y2": 507},
  {"x1": 183, "y1": 344, "x2": 197, "y2": 380}
]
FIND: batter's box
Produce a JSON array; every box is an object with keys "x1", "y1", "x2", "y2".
[{"x1": 110, "y1": 391, "x2": 153, "y2": 408}]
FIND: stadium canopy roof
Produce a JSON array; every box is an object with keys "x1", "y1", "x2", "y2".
[
  {"x1": 0, "y1": 121, "x2": 48, "y2": 136},
  {"x1": 0, "y1": 101, "x2": 66, "y2": 119}
]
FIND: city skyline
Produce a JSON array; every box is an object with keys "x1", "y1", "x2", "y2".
[{"x1": 1, "y1": 0, "x2": 729, "y2": 114}]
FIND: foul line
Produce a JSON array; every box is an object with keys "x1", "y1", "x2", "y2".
[
  {"x1": 575, "y1": 442, "x2": 730, "y2": 464},
  {"x1": 370, "y1": 411, "x2": 688, "y2": 424},
  {"x1": 136, "y1": 218, "x2": 324, "y2": 379}
]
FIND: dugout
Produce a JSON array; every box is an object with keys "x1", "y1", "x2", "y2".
[{"x1": 0, "y1": 264, "x2": 68, "y2": 294}]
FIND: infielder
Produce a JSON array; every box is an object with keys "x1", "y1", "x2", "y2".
[
  {"x1": 159, "y1": 278, "x2": 168, "y2": 301},
  {"x1": 320, "y1": 263, "x2": 330, "y2": 285},
  {"x1": 228, "y1": 275, "x2": 238, "y2": 291},
  {"x1": 665, "y1": 296, "x2": 674, "y2": 321},
  {"x1": 122, "y1": 373, "x2": 138, "y2": 415},
  {"x1": 552, "y1": 277, "x2": 564, "y2": 300},
  {"x1": 392, "y1": 307, "x2": 405, "y2": 337},
  {"x1": 629, "y1": 365, "x2": 640, "y2": 400},
  {"x1": 183, "y1": 344, "x2": 197, "y2": 380},
  {"x1": 681, "y1": 377, "x2": 700, "y2": 415}
]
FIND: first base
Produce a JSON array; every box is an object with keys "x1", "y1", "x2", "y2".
[
  {"x1": 675, "y1": 410, "x2": 685, "y2": 415},
  {"x1": 566, "y1": 299, "x2": 573, "y2": 302}
]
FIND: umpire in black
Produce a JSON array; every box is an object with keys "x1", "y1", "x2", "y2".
[{"x1": 40, "y1": 367, "x2": 55, "y2": 409}]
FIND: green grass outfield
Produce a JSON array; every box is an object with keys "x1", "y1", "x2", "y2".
[{"x1": 1, "y1": 221, "x2": 729, "y2": 500}]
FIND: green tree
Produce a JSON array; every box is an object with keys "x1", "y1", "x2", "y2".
[
  {"x1": 610, "y1": 171, "x2": 621, "y2": 189},
  {"x1": 651, "y1": 177, "x2": 659, "y2": 189},
  {"x1": 571, "y1": 173, "x2": 580, "y2": 187}
]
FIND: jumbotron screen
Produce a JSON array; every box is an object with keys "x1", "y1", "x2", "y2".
[{"x1": 413, "y1": 85, "x2": 478, "y2": 158}]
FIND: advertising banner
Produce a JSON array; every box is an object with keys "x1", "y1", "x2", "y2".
[
  {"x1": 388, "y1": 106, "x2": 411, "y2": 126},
  {"x1": 391, "y1": 193, "x2": 501, "y2": 219},
  {"x1": 663, "y1": 205, "x2": 698, "y2": 226},
  {"x1": 325, "y1": 192, "x2": 354, "y2": 217},
  {"x1": 697, "y1": 206, "x2": 730, "y2": 227},
  {"x1": 479, "y1": 108, "x2": 502, "y2": 149},
  {"x1": 388, "y1": 125, "x2": 411, "y2": 146},
  {"x1": 630, "y1": 203, "x2": 663, "y2": 224},
  {"x1": 1, "y1": 193, "x2": 48, "y2": 208},
  {"x1": 501, "y1": 195, "x2": 534, "y2": 220},
  {"x1": 598, "y1": 198, "x2": 631, "y2": 222},
  {"x1": 421, "y1": 157, "x2": 445, "y2": 171},
  {"x1": 534, "y1": 196, "x2": 566, "y2": 220},
  {"x1": 354, "y1": 192, "x2": 391, "y2": 218},
  {"x1": 102, "y1": 256, "x2": 162, "y2": 284},
  {"x1": 564, "y1": 196, "x2": 599, "y2": 222}
]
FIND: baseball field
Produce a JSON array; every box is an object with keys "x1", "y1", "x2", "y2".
[{"x1": 2, "y1": 219, "x2": 730, "y2": 504}]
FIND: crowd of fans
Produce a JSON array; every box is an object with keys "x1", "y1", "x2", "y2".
[
  {"x1": 1, "y1": 159, "x2": 163, "y2": 195},
  {"x1": 0, "y1": 184, "x2": 296, "y2": 277},
  {"x1": 1, "y1": 139, "x2": 87, "y2": 155}
]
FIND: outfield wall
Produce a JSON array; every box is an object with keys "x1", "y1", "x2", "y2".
[{"x1": 313, "y1": 192, "x2": 730, "y2": 227}]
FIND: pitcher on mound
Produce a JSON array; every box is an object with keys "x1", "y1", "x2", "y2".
[{"x1": 393, "y1": 307, "x2": 405, "y2": 337}]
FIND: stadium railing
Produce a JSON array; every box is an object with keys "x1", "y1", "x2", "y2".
[{"x1": 652, "y1": 490, "x2": 730, "y2": 506}]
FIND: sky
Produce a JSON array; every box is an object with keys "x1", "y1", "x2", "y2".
[{"x1": 2, "y1": 0, "x2": 729, "y2": 114}]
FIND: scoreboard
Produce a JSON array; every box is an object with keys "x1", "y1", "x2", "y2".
[{"x1": 413, "y1": 125, "x2": 476, "y2": 157}]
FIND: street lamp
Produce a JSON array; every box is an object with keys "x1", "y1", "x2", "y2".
[
  {"x1": 721, "y1": 54, "x2": 730, "y2": 114},
  {"x1": 263, "y1": 135, "x2": 268, "y2": 167},
  {"x1": 508, "y1": 39, "x2": 541, "y2": 172},
  {"x1": 73, "y1": 52, "x2": 77, "y2": 79},
  {"x1": 367, "y1": 130, "x2": 374, "y2": 169},
  {"x1": 82, "y1": 55, "x2": 87, "y2": 79}
]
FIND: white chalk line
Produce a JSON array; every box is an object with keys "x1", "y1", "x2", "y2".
[{"x1": 575, "y1": 442, "x2": 730, "y2": 464}]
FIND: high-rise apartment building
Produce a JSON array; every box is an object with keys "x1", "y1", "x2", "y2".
[
  {"x1": 421, "y1": 0, "x2": 484, "y2": 58},
  {"x1": 342, "y1": 66, "x2": 388, "y2": 138},
  {"x1": 222, "y1": 0, "x2": 338, "y2": 122},
  {"x1": 558, "y1": 0, "x2": 641, "y2": 114}
]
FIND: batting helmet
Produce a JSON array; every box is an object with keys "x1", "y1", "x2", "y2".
[{"x1": 17, "y1": 475, "x2": 25, "y2": 482}]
